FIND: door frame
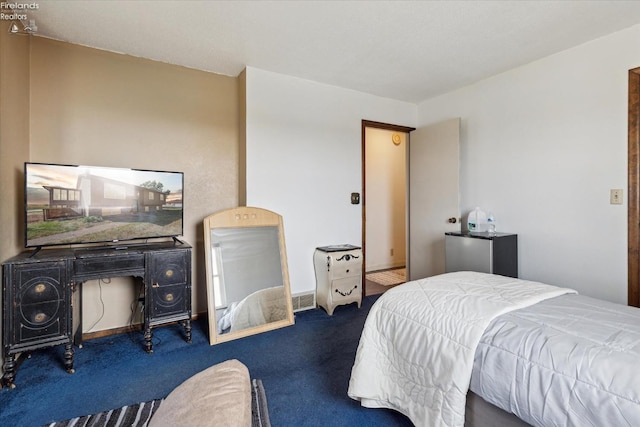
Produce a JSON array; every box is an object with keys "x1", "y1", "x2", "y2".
[
  {"x1": 628, "y1": 68, "x2": 640, "y2": 307},
  {"x1": 361, "y1": 120, "x2": 415, "y2": 296}
]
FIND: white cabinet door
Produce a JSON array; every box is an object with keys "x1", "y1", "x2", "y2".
[{"x1": 408, "y1": 118, "x2": 460, "y2": 281}]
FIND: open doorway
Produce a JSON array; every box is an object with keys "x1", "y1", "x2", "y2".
[
  {"x1": 362, "y1": 120, "x2": 415, "y2": 296},
  {"x1": 362, "y1": 118, "x2": 460, "y2": 298}
]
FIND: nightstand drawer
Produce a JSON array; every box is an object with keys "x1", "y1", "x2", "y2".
[
  {"x1": 331, "y1": 261, "x2": 362, "y2": 278},
  {"x1": 331, "y1": 277, "x2": 360, "y2": 303},
  {"x1": 326, "y1": 251, "x2": 362, "y2": 277}
]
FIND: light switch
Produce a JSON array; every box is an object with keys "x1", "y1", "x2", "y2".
[
  {"x1": 351, "y1": 193, "x2": 360, "y2": 204},
  {"x1": 610, "y1": 189, "x2": 623, "y2": 205}
]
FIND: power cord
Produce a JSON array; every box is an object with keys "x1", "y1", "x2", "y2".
[
  {"x1": 85, "y1": 279, "x2": 107, "y2": 332},
  {"x1": 128, "y1": 281, "x2": 146, "y2": 345}
]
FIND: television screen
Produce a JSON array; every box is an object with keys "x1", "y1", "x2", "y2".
[{"x1": 25, "y1": 162, "x2": 184, "y2": 248}]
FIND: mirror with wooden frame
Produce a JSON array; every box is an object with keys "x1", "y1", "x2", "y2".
[{"x1": 203, "y1": 207, "x2": 295, "y2": 345}]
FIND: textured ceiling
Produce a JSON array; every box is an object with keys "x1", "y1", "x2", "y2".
[{"x1": 14, "y1": 1, "x2": 640, "y2": 103}]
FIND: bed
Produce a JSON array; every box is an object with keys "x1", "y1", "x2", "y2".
[
  {"x1": 217, "y1": 286, "x2": 288, "y2": 334},
  {"x1": 348, "y1": 271, "x2": 640, "y2": 426}
]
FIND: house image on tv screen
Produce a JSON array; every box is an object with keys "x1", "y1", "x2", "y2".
[
  {"x1": 25, "y1": 163, "x2": 184, "y2": 247},
  {"x1": 42, "y1": 173, "x2": 168, "y2": 220}
]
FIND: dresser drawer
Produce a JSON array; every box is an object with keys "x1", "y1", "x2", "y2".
[
  {"x1": 74, "y1": 253, "x2": 144, "y2": 277},
  {"x1": 331, "y1": 277, "x2": 360, "y2": 303},
  {"x1": 147, "y1": 250, "x2": 189, "y2": 287},
  {"x1": 150, "y1": 260, "x2": 187, "y2": 287}
]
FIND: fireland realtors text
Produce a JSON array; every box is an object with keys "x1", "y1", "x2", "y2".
[{"x1": 1, "y1": 2, "x2": 38, "y2": 21}]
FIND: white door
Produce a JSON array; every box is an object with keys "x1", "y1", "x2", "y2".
[{"x1": 408, "y1": 118, "x2": 460, "y2": 281}]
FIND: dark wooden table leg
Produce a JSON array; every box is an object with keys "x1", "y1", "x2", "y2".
[
  {"x1": 64, "y1": 342, "x2": 75, "y2": 374},
  {"x1": 184, "y1": 319, "x2": 192, "y2": 343},
  {"x1": 2, "y1": 353, "x2": 16, "y2": 389},
  {"x1": 144, "y1": 328, "x2": 153, "y2": 353}
]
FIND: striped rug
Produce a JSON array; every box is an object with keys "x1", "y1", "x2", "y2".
[
  {"x1": 251, "y1": 379, "x2": 271, "y2": 427},
  {"x1": 43, "y1": 399, "x2": 162, "y2": 427},
  {"x1": 45, "y1": 378, "x2": 270, "y2": 427},
  {"x1": 366, "y1": 268, "x2": 406, "y2": 287}
]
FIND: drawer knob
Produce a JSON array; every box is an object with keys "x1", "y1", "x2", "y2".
[
  {"x1": 33, "y1": 312, "x2": 47, "y2": 323},
  {"x1": 336, "y1": 253, "x2": 359, "y2": 262},
  {"x1": 34, "y1": 283, "x2": 46, "y2": 293},
  {"x1": 165, "y1": 269, "x2": 174, "y2": 278},
  {"x1": 165, "y1": 293, "x2": 174, "y2": 302}
]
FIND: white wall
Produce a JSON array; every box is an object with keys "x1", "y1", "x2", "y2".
[
  {"x1": 245, "y1": 23, "x2": 640, "y2": 304},
  {"x1": 418, "y1": 24, "x2": 640, "y2": 304},
  {"x1": 244, "y1": 67, "x2": 416, "y2": 295}
]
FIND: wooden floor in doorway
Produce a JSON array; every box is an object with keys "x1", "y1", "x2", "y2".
[{"x1": 365, "y1": 267, "x2": 406, "y2": 296}]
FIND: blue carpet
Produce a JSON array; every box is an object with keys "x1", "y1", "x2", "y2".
[{"x1": 0, "y1": 295, "x2": 412, "y2": 426}]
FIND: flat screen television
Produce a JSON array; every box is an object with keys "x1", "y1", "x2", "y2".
[{"x1": 25, "y1": 162, "x2": 184, "y2": 248}]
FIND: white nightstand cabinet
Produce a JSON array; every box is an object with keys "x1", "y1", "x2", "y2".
[{"x1": 314, "y1": 245, "x2": 362, "y2": 315}]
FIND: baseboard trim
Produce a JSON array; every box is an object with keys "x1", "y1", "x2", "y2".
[{"x1": 82, "y1": 314, "x2": 201, "y2": 341}]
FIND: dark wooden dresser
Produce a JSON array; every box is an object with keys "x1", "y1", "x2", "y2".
[{"x1": 2, "y1": 240, "x2": 192, "y2": 388}]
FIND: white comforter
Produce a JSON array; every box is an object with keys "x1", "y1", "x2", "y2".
[
  {"x1": 471, "y1": 292, "x2": 640, "y2": 426},
  {"x1": 348, "y1": 271, "x2": 575, "y2": 427}
]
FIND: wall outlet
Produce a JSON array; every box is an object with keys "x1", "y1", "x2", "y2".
[{"x1": 610, "y1": 189, "x2": 623, "y2": 205}]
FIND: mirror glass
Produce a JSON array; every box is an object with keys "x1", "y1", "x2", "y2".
[{"x1": 204, "y1": 207, "x2": 294, "y2": 344}]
